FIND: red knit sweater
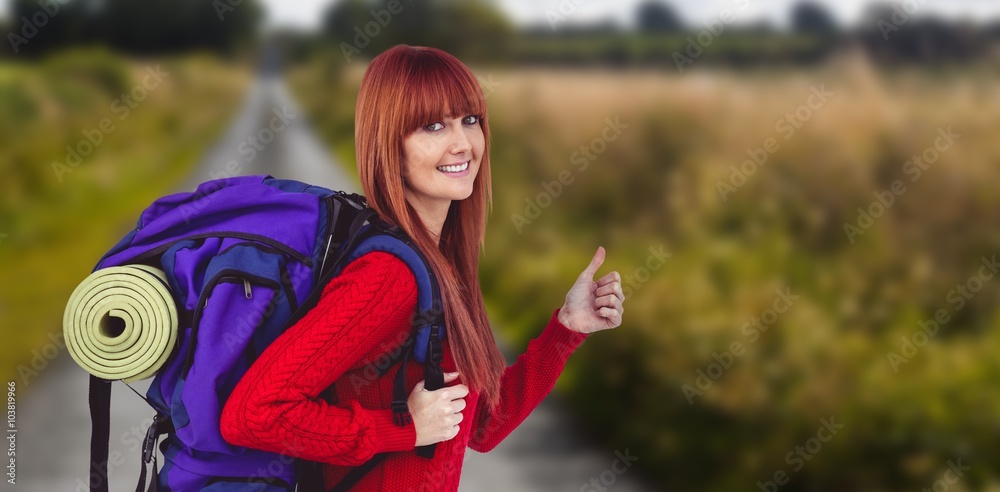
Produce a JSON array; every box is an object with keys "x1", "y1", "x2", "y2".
[{"x1": 220, "y1": 251, "x2": 588, "y2": 491}]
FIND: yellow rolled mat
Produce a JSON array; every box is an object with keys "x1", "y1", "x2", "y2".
[{"x1": 63, "y1": 264, "x2": 178, "y2": 382}]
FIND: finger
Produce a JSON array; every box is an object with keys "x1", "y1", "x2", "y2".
[
  {"x1": 597, "y1": 306, "x2": 618, "y2": 319},
  {"x1": 594, "y1": 294, "x2": 621, "y2": 311},
  {"x1": 443, "y1": 372, "x2": 460, "y2": 383},
  {"x1": 444, "y1": 384, "x2": 469, "y2": 400},
  {"x1": 579, "y1": 246, "x2": 606, "y2": 281},
  {"x1": 436, "y1": 384, "x2": 469, "y2": 401},
  {"x1": 452, "y1": 399, "x2": 467, "y2": 413},
  {"x1": 412, "y1": 380, "x2": 426, "y2": 393},
  {"x1": 594, "y1": 271, "x2": 621, "y2": 288},
  {"x1": 595, "y1": 282, "x2": 624, "y2": 303}
]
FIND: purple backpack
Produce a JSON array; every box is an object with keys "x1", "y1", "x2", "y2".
[{"x1": 84, "y1": 175, "x2": 447, "y2": 492}]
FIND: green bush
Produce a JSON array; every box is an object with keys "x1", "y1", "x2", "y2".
[{"x1": 287, "y1": 52, "x2": 1000, "y2": 490}]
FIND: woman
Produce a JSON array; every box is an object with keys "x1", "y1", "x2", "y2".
[{"x1": 220, "y1": 44, "x2": 625, "y2": 491}]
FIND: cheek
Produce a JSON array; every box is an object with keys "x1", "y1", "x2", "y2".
[
  {"x1": 472, "y1": 130, "x2": 486, "y2": 155},
  {"x1": 405, "y1": 137, "x2": 438, "y2": 166}
]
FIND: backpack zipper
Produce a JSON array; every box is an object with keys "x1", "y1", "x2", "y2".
[
  {"x1": 127, "y1": 231, "x2": 312, "y2": 267},
  {"x1": 203, "y1": 276, "x2": 252, "y2": 307},
  {"x1": 231, "y1": 277, "x2": 252, "y2": 299},
  {"x1": 182, "y1": 269, "x2": 280, "y2": 377},
  {"x1": 217, "y1": 241, "x2": 299, "y2": 313}
]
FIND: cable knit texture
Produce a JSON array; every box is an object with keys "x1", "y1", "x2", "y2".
[{"x1": 220, "y1": 251, "x2": 588, "y2": 491}]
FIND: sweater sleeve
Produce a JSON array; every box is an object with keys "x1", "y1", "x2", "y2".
[
  {"x1": 467, "y1": 306, "x2": 588, "y2": 453},
  {"x1": 220, "y1": 251, "x2": 419, "y2": 466}
]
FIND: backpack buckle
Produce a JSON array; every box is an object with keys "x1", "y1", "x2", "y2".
[
  {"x1": 391, "y1": 400, "x2": 412, "y2": 426},
  {"x1": 428, "y1": 326, "x2": 443, "y2": 366},
  {"x1": 412, "y1": 308, "x2": 443, "y2": 331},
  {"x1": 337, "y1": 192, "x2": 367, "y2": 211},
  {"x1": 142, "y1": 414, "x2": 169, "y2": 463},
  {"x1": 378, "y1": 221, "x2": 403, "y2": 238}
]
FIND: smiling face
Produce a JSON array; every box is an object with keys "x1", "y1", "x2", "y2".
[{"x1": 401, "y1": 112, "x2": 485, "y2": 217}]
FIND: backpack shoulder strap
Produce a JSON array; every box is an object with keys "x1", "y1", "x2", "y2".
[
  {"x1": 313, "y1": 225, "x2": 446, "y2": 492},
  {"x1": 341, "y1": 225, "x2": 444, "y2": 341},
  {"x1": 344, "y1": 226, "x2": 445, "y2": 458}
]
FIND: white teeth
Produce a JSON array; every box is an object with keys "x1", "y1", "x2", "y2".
[{"x1": 436, "y1": 161, "x2": 469, "y2": 173}]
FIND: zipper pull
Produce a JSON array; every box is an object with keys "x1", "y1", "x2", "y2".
[
  {"x1": 243, "y1": 279, "x2": 252, "y2": 299},
  {"x1": 319, "y1": 234, "x2": 334, "y2": 274}
]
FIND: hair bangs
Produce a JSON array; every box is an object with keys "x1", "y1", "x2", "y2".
[{"x1": 398, "y1": 50, "x2": 487, "y2": 136}]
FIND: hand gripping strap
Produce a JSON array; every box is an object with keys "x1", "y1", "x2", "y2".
[{"x1": 344, "y1": 226, "x2": 445, "y2": 460}]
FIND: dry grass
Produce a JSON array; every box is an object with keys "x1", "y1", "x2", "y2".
[{"x1": 290, "y1": 53, "x2": 1000, "y2": 490}]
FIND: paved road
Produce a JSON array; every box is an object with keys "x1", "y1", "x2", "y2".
[{"x1": 15, "y1": 60, "x2": 656, "y2": 492}]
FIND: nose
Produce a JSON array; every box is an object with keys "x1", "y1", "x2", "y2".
[{"x1": 449, "y1": 125, "x2": 473, "y2": 157}]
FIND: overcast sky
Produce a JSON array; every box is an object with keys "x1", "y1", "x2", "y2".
[
  {"x1": 263, "y1": 0, "x2": 1000, "y2": 30},
  {"x1": 2, "y1": 0, "x2": 999, "y2": 30}
]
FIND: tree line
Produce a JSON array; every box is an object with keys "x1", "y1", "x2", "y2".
[
  {"x1": 1, "y1": 0, "x2": 262, "y2": 57},
  {"x1": 2, "y1": 0, "x2": 998, "y2": 65}
]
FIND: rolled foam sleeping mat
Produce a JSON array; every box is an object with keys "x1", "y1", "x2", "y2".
[{"x1": 63, "y1": 264, "x2": 178, "y2": 382}]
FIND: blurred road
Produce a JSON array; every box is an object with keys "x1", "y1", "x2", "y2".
[{"x1": 15, "y1": 60, "x2": 656, "y2": 492}]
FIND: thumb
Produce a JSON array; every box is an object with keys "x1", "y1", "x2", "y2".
[
  {"x1": 411, "y1": 379, "x2": 426, "y2": 393},
  {"x1": 443, "y1": 371, "x2": 460, "y2": 383},
  {"x1": 580, "y1": 246, "x2": 606, "y2": 280}
]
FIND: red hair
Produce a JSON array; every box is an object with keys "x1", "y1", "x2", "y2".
[{"x1": 354, "y1": 44, "x2": 505, "y2": 411}]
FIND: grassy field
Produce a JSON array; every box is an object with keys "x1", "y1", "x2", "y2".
[
  {"x1": 287, "y1": 51, "x2": 1000, "y2": 490},
  {"x1": 0, "y1": 48, "x2": 253, "y2": 387}
]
